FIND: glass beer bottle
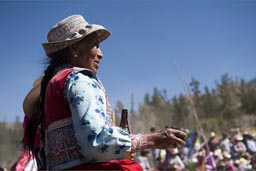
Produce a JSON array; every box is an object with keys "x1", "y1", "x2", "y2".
[
  {"x1": 119, "y1": 109, "x2": 130, "y2": 133},
  {"x1": 119, "y1": 109, "x2": 133, "y2": 160}
]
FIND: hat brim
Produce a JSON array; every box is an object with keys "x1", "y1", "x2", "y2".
[
  {"x1": 171, "y1": 149, "x2": 179, "y2": 155},
  {"x1": 223, "y1": 152, "x2": 231, "y2": 159},
  {"x1": 23, "y1": 76, "x2": 43, "y2": 117},
  {"x1": 42, "y1": 24, "x2": 110, "y2": 56}
]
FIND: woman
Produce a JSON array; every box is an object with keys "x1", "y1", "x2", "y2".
[
  {"x1": 23, "y1": 14, "x2": 186, "y2": 170},
  {"x1": 161, "y1": 148, "x2": 185, "y2": 170}
]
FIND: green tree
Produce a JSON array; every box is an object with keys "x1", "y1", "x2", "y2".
[
  {"x1": 215, "y1": 74, "x2": 241, "y2": 128},
  {"x1": 114, "y1": 100, "x2": 124, "y2": 125},
  {"x1": 200, "y1": 87, "x2": 220, "y2": 118},
  {"x1": 239, "y1": 79, "x2": 256, "y2": 115},
  {"x1": 171, "y1": 94, "x2": 193, "y2": 129},
  {"x1": 0, "y1": 120, "x2": 23, "y2": 169}
]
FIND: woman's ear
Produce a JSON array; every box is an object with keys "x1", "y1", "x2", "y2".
[{"x1": 68, "y1": 44, "x2": 79, "y2": 57}]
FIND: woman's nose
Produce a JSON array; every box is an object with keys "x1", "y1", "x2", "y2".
[{"x1": 97, "y1": 48, "x2": 103, "y2": 59}]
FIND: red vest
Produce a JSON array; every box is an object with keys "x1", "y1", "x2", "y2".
[{"x1": 44, "y1": 68, "x2": 142, "y2": 170}]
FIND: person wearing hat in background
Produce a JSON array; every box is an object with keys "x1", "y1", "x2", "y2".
[
  {"x1": 243, "y1": 132, "x2": 256, "y2": 156},
  {"x1": 160, "y1": 148, "x2": 185, "y2": 170},
  {"x1": 232, "y1": 134, "x2": 247, "y2": 159},
  {"x1": 218, "y1": 151, "x2": 236, "y2": 171},
  {"x1": 23, "y1": 14, "x2": 186, "y2": 170},
  {"x1": 135, "y1": 150, "x2": 151, "y2": 171},
  {"x1": 219, "y1": 132, "x2": 231, "y2": 154},
  {"x1": 207, "y1": 132, "x2": 218, "y2": 153},
  {"x1": 149, "y1": 127, "x2": 161, "y2": 169},
  {"x1": 234, "y1": 157, "x2": 252, "y2": 171}
]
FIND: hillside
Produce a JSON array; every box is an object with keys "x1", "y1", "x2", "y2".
[{"x1": 0, "y1": 121, "x2": 23, "y2": 169}]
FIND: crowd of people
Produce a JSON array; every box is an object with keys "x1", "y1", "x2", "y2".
[
  {"x1": 134, "y1": 127, "x2": 256, "y2": 171},
  {"x1": 8, "y1": 126, "x2": 256, "y2": 171}
]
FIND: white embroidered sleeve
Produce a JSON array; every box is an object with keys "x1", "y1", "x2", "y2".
[{"x1": 65, "y1": 71, "x2": 131, "y2": 162}]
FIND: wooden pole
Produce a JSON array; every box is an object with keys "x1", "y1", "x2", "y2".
[{"x1": 172, "y1": 62, "x2": 208, "y2": 151}]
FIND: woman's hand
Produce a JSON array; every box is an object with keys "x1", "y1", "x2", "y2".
[{"x1": 147, "y1": 128, "x2": 187, "y2": 149}]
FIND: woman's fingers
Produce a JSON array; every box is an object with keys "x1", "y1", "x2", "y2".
[
  {"x1": 149, "y1": 128, "x2": 187, "y2": 149},
  {"x1": 174, "y1": 129, "x2": 187, "y2": 140},
  {"x1": 166, "y1": 129, "x2": 187, "y2": 147},
  {"x1": 174, "y1": 135, "x2": 186, "y2": 146}
]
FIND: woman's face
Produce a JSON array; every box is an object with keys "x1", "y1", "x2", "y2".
[{"x1": 71, "y1": 35, "x2": 103, "y2": 74}]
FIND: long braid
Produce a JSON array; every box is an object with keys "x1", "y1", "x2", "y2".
[{"x1": 36, "y1": 48, "x2": 71, "y2": 169}]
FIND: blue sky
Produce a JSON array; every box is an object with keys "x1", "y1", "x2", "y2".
[{"x1": 0, "y1": 0, "x2": 255, "y2": 122}]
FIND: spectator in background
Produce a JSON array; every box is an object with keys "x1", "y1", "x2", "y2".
[
  {"x1": 232, "y1": 134, "x2": 247, "y2": 158},
  {"x1": 150, "y1": 127, "x2": 160, "y2": 169},
  {"x1": 218, "y1": 151, "x2": 236, "y2": 171},
  {"x1": 219, "y1": 133, "x2": 231, "y2": 153},
  {"x1": 161, "y1": 148, "x2": 185, "y2": 170},
  {"x1": 243, "y1": 132, "x2": 256, "y2": 155},
  {"x1": 0, "y1": 166, "x2": 7, "y2": 171},
  {"x1": 136, "y1": 150, "x2": 151, "y2": 171},
  {"x1": 208, "y1": 132, "x2": 218, "y2": 152},
  {"x1": 205, "y1": 148, "x2": 217, "y2": 171}
]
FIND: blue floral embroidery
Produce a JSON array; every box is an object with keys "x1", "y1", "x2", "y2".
[
  {"x1": 69, "y1": 72, "x2": 76, "y2": 78},
  {"x1": 115, "y1": 149, "x2": 121, "y2": 154},
  {"x1": 119, "y1": 145, "x2": 126, "y2": 150},
  {"x1": 92, "y1": 83, "x2": 97, "y2": 88},
  {"x1": 81, "y1": 119, "x2": 90, "y2": 127},
  {"x1": 95, "y1": 102, "x2": 105, "y2": 117},
  {"x1": 69, "y1": 71, "x2": 79, "y2": 80},
  {"x1": 118, "y1": 138, "x2": 130, "y2": 143},
  {"x1": 101, "y1": 112, "x2": 105, "y2": 117},
  {"x1": 95, "y1": 109, "x2": 100, "y2": 113},
  {"x1": 119, "y1": 129, "x2": 129, "y2": 136},
  {"x1": 100, "y1": 145, "x2": 109, "y2": 153},
  {"x1": 87, "y1": 132, "x2": 96, "y2": 142},
  {"x1": 74, "y1": 75, "x2": 79, "y2": 81},
  {"x1": 108, "y1": 127, "x2": 113, "y2": 134},
  {"x1": 92, "y1": 82, "x2": 102, "y2": 89},
  {"x1": 98, "y1": 97, "x2": 104, "y2": 104},
  {"x1": 70, "y1": 96, "x2": 84, "y2": 106}
]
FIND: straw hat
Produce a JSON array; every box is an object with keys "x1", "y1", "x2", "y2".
[
  {"x1": 214, "y1": 148, "x2": 223, "y2": 160},
  {"x1": 171, "y1": 148, "x2": 179, "y2": 155},
  {"x1": 235, "y1": 157, "x2": 251, "y2": 166},
  {"x1": 233, "y1": 134, "x2": 243, "y2": 141},
  {"x1": 210, "y1": 131, "x2": 216, "y2": 137},
  {"x1": 222, "y1": 151, "x2": 231, "y2": 159},
  {"x1": 23, "y1": 75, "x2": 43, "y2": 117},
  {"x1": 42, "y1": 14, "x2": 110, "y2": 55}
]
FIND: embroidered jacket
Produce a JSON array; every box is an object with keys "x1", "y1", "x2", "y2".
[{"x1": 44, "y1": 67, "x2": 147, "y2": 169}]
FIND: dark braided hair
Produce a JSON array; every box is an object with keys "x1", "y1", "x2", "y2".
[
  {"x1": 35, "y1": 48, "x2": 71, "y2": 169},
  {"x1": 40, "y1": 47, "x2": 71, "y2": 115}
]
